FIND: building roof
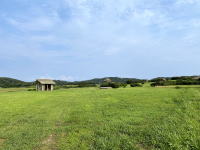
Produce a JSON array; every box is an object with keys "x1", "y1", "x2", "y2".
[
  {"x1": 36, "y1": 79, "x2": 56, "y2": 84},
  {"x1": 100, "y1": 87, "x2": 112, "y2": 89}
]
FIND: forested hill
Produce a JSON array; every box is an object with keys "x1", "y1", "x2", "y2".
[
  {"x1": 54, "y1": 77, "x2": 144, "y2": 85},
  {"x1": 82, "y1": 77, "x2": 143, "y2": 84},
  {"x1": 3, "y1": 76, "x2": 200, "y2": 88},
  {"x1": 0, "y1": 77, "x2": 33, "y2": 88},
  {"x1": 0, "y1": 77, "x2": 144, "y2": 87}
]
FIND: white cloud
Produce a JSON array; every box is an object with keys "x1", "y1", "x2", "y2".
[
  {"x1": 1, "y1": 0, "x2": 200, "y2": 80},
  {"x1": 57, "y1": 75, "x2": 74, "y2": 81},
  {"x1": 39, "y1": 75, "x2": 54, "y2": 80},
  {"x1": 38, "y1": 75, "x2": 74, "y2": 81},
  {"x1": 6, "y1": 15, "x2": 60, "y2": 31},
  {"x1": 176, "y1": 0, "x2": 200, "y2": 5}
]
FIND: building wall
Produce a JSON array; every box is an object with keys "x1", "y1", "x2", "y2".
[
  {"x1": 42, "y1": 85, "x2": 45, "y2": 91},
  {"x1": 36, "y1": 83, "x2": 54, "y2": 91},
  {"x1": 51, "y1": 85, "x2": 54, "y2": 91},
  {"x1": 36, "y1": 84, "x2": 42, "y2": 91}
]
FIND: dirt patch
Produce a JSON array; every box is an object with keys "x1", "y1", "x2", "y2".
[
  {"x1": 39, "y1": 134, "x2": 57, "y2": 150},
  {"x1": 42, "y1": 135, "x2": 55, "y2": 145},
  {"x1": 0, "y1": 138, "x2": 6, "y2": 147}
]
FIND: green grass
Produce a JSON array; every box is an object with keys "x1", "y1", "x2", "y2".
[
  {"x1": 156, "y1": 85, "x2": 200, "y2": 88},
  {"x1": 0, "y1": 87, "x2": 199, "y2": 150}
]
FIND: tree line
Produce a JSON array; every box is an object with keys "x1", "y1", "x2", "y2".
[{"x1": 150, "y1": 76, "x2": 200, "y2": 87}]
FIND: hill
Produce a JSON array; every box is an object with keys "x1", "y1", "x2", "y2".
[
  {"x1": 2, "y1": 75, "x2": 200, "y2": 88},
  {"x1": 54, "y1": 77, "x2": 145, "y2": 85},
  {"x1": 81, "y1": 77, "x2": 144, "y2": 84},
  {"x1": 0, "y1": 77, "x2": 145, "y2": 87},
  {"x1": 0, "y1": 77, "x2": 33, "y2": 88}
]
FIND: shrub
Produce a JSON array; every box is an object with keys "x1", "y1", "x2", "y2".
[
  {"x1": 100, "y1": 82, "x2": 110, "y2": 87},
  {"x1": 100, "y1": 82, "x2": 121, "y2": 88},
  {"x1": 110, "y1": 82, "x2": 120, "y2": 88},
  {"x1": 150, "y1": 83, "x2": 157, "y2": 87},
  {"x1": 126, "y1": 80, "x2": 133, "y2": 84},
  {"x1": 130, "y1": 83, "x2": 142, "y2": 87},
  {"x1": 120, "y1": 83, "x2": 127, "y2": 88},
  {"x1": 27, "y1": 88, "x2": 36, "y2": 91}
]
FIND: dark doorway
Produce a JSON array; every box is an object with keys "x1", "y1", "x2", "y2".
[{"x1": 45, "y1": 84, "x2": 51, "y2": 91}]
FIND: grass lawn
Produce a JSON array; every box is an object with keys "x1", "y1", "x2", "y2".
[{"x1": 0, "y1": 87, "x2": 199, "y2": 150}]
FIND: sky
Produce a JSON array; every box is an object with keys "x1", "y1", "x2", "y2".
[{"x1": 0, "y1": 0, "x2": 200, "y2": 81}]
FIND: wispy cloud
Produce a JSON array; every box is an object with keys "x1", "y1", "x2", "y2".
[{"x1": 1, "y1": 0, "x2": 200, "y2": 80}]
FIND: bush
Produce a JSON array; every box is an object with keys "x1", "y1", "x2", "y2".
[
  {"x1": 27, "y1": 88, "x2": 36, "y2": 91},
  {"x1": 100, "y1": 82, "x2": 121, "y2": 88},
  {"x1": 120, "y1": 83, "x2": 127, "y2": 88},
  {"x1": 150, "y1": 83, "x2": 157, "y2": 87},
  {"x1": 130, "y1": 83, "x2": 142, "y2": 87},
  {"x1": 126, "y1": 80, "x2": 133, "y2": 84},
  {"x1": 110, "y1": 82, "x2": 120, "y2": 88},
  {"x1": 100, "y1": 82, "x2": 110, "y2": 87}
]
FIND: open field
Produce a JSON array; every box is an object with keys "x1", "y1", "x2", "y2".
[
  {"x1": 0, "y1": 87, "x2": 199, "y2": 150},
  {"x1": 156, "y1": 85, "x2": 200, "y2": 88}
]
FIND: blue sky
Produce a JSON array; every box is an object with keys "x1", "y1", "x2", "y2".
[{"x1": 0, "y1": 0, "x2": 200, "y2": 81}]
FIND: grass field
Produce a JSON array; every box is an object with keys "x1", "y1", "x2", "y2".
[{"x1": 0, "y1": 87, "x2": 199, "y2": 150}]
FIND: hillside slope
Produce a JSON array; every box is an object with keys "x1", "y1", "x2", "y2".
[{"x1": 0, "y1": 77, "x2": 32, "y2": 88}]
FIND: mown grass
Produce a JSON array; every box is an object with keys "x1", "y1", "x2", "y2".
[{"x1": 0, "y1": 87, "x2": 199, "y2": 150}]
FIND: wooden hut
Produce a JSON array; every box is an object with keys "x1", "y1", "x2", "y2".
[{"x1": 36, "y1": 79, "x2": 55, "y2": 91}]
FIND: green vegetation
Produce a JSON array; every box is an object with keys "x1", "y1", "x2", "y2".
[
  {"x1": 0, "y1": 87, "x2": 199, "y2": 150},
  {"x1": 130, "y1": 82, "x2": 142, "y2": 87},
  {"x1": 0, "y1": 77, "x2": 144, "y2": 88},
  {"x1": 2, "y1": 76, "x2": 200, "y2": 88},
  {"x1": 100, "y1": 82, "x2": 121, "y2": 88},
  {"x1": 150, "y1": 76, "x2": 200, "y2": 87},
  {"x1": 0, "y1": 77, "x2": 32, "y2": 88},
  {"x1": 81, "y1": 77, "x2": 144, "y2": 84}
]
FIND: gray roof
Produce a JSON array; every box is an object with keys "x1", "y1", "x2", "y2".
[
  {"x1": 36, "y1": 79, "x2": 56, "y2": 84},
  {"x1": 100, "y1": 87, "x2": 112, "y2": 89}
]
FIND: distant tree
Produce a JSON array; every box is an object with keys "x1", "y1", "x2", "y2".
[
  {"x1": 150, "y1": 83, "x2": 157, "y2": 87},
  {"x1": 110, "y1": 82, "x2": 120, "y2": 88},
  {"x1": 120, "y1": 83, "x2": 127, "y2": 88},
  {"x1": 100, "y1": 82, "x2": 121, "y2": 88},
  {"x1": 126, "y1": 80, "x2": 133, "y2": 84},
  {"x1": 130, "y1": 83, "x2": 142, "y2": 87},
  {"x1": 151, "y1": 78, "x2": 167, "y2": 82},
  {"x1": 100, "y1": 82, "x2": 110, "y2": 87},
  {"x1": 0, "y1": 77, "x2": 33, "y2": 88}
]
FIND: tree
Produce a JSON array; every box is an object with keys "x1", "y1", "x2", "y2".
[
  {"x1": 130, "y1": 83, "x2": 142, "y2": 87},
  {"x1": 110, "y1": 82, "x2": 120, "y2": 88},
  {"x1": 120, "y1": 83, "x2": 127, "y2": 88},
  {"x1": 126, "y1": 80, "x2": 133, "y2": 84}
]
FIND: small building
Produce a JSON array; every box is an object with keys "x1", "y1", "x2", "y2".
[
  {"x1": 36, "y1": 79, "x2": 56, "y2": 91},
  {"x1": 100, "y1": 87, "x2": 112, "y2": 89}
]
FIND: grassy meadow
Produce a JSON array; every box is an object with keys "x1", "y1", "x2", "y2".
[{"x1": 0, "y1": 86, "x2": 199, "y2": 150}]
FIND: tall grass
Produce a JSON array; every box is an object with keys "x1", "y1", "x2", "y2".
[{"x1": 142, "y1": 88, "x2": 200, "y2": 150}]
